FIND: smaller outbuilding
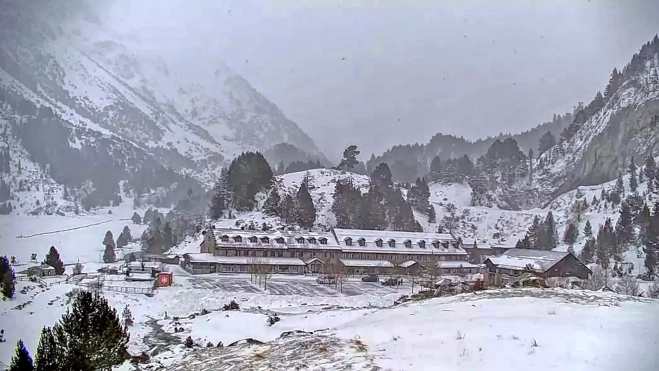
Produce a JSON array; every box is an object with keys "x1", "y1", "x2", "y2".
[{"x1": 484, "y1": 249, "x2": 591, "y2": 286}]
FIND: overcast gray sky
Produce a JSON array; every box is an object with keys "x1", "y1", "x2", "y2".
[{"x1": 101, "y1": 0, "x2": 659, "y2": 161}]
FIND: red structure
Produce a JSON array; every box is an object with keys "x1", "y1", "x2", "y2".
[{"x1": 157, "y1": 272, "x2": 173, "y2": 287}]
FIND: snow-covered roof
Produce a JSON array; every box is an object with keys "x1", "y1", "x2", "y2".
[
  {"x1": 184, "y1": 253, "x2": 306, "y2": 266},
  {"x1": 213, "y1": 228, "x2": 341, "y2": 249},
  {"x1": 304, "y1": 257, "x2": 325, "y2": 265},
  {"x1": 339, "y1": 259, "x2": 394, "y2": 268},
  {"x1": 333, "y1": 228, "x2": 466, "y2": 256},
  {"x1": 437, "y1": 261, "x2": 481, "y2": 269},
  {"x1": 485, "y1": 249, "x2": 569, "y2": 272},
  {"x1": 398, "y1": 260, "x2": 418, "y2": 268}
]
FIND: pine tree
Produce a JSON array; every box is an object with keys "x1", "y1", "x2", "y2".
[
  {"x1": 102, "y1": 230, "x2": 116, "y2": 249},
  {"x1": 227, "y1": 151, "x2": 274, "y2": 211},
  {"x1": 538, "y1": 131, "x2": 556, "y2": 155},
  {"x1": 116, "y1": 226, "x2": 132, "y2": 248},
  {"x1": 628, "y1": 157, "x2": 638, "y2": 192},
  {"x1": 43, "y1": 246, "x2": 65, "y2": 275},
  {"x1": 295, "y1": 183, "x2": 316, "y2": 229},
  {"x1": 122, "y1": 305, "x2": 134, "y2": 327},
  {"x1": 34, "y1": 327, "x2": 58, "y2": 371},
  {"x1": 427, "y1": 205, "x2": 436, "y2": 224},
  {"x1": 8, "y1": 339, "x2": 33, "y2": 371},
  {"x1": 615, "y1": 173, "x2": 625, "y2": 198},
  {"x1": 263, "y1": 188, "x2": 282, "y2": 216},
  {"x1": 428, "y1": 156, "x2": 442, "y2": 182},
  {"x1": 52, "y1": 291, "x2": 129, "y2": 370},
  {"x1": 615, "y1": 202, "x2": 635, "y2": 251},
  {"x1": 162, "y1": 222, "x2": 174, "y2": 250},
  {"x1": 562, "y1": 223, "x2": 579, "y2": 247},
  {"x1": 644, "y1": 156, "x2": 656, "y2": 191},
  {"x1": 103, "y1": 244, "x2": 116, "y2": 263},
  {"x1": 208, "y1": 177, "x2": 227, "y2": 220},
  {"x1": 580, "y1": 237, "x2": 596, "y2": 264},
  {"x1": 280, "y1": 194, "x2": 296, "y2": 225},
  {"x1": 643, "y1": 211, "x2": 659, "y2": 279},
  {"x1": 583, "y1": 220, "x2": 593, "y2": 237},
  {"x1": 1, "y1": 260, "x2": 15, "y2": 299},
  {"x1": 131, "y1": 212, "x2": 142, "y2": 224},
  {"x1": 338, "y1": 145, "x2": 360, "y2": 170},
  {"x1": 371, "y1": 163, "x2": 393, "y2": 189},
  {"x1": 541, "y1": 211, "x2": 558, "y2": 250}
]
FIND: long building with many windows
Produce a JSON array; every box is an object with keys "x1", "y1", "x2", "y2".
[{"x1": 181, "y1": 227, "x2": 482, "y2": 276}]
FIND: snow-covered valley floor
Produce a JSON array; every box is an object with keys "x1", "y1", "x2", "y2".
[{"x1": 1, "y1": 206, "x2": 659, "y2": 370}]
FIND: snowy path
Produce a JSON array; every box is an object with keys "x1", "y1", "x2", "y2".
[{"x1": 15, "y1": 219, "x2": 119, "y2": 238}]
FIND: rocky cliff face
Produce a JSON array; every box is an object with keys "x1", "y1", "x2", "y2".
[{"x1": 531, "y1": 51, "x2": 659, "y2": 206}]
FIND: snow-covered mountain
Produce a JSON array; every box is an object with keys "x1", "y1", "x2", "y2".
[{"x1": 0, "y1": 0, "x2": 325, "y2": 184}]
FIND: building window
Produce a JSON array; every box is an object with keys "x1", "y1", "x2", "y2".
[
  {"x1": 358, "y1": 238, "x2": 366, "y2": 247},
  {"x1": 308, "y1": 237, "x2": 317, "y2": 244},
  {"x1": 296, "y1": 237, "x2": 305, "y2": 244},
  {"x1": 345, "y1": 237, "x2": 353, "y2": 246},
  {"x1": 442, "y1": 241, "x2": 449, "y2": 249},
  {"x1": 277, "y1": 251, "x2": 283, "y2": 257},
  {"x1": 275, "y1": 237, "x2": 285, "y2": 244},
  {"x1": 404, "y1": 239, "x2": 412, "y2": 248},
  {"x1": 319, "y1": 237, "x2": 328, "y2": 245},
  {"x1": 233, "y1": 236, "x2": 242, "y2": 243},
  {"x1": 375, "y1": 239, "x2": 383, "y2": 247},
  {"x1": 249, "y1": 236, "x2": 258, "y2": 243},
  {"x1": 388, "y1": 239, "x2": 396, "y2": 248},
  {"x1": 261, "y1": 237, "x2": 270, "y2": 244},
  {"x1": 432, "y1": 241, "x2": 440, "y2": 249},
  {"x1": 418, "y1": 240, "x2": 426, "y2": 249},
  {"x1": 269, "y1": 251, "x2": 276, "y2": 257},
  {"x1": 221, "y1": 235, "x2": 229, "y2": 243}
]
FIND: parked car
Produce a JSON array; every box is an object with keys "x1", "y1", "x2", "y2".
[
  {"x1": 316, "y1": 275, "x2": 336, "y2": 284},
  {"x1": 381, "y1": 277, "x2": 404, "y2": 286},
  {"x1": 361, "y1": 274, "x2": 379, "y2": 282}
]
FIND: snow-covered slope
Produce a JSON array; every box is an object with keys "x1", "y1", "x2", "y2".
[{"x1": 0, "y1": 0, "x2": 325, "y2": 184}]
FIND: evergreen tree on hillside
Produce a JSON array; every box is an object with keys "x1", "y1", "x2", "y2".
[
  {"x1": 8, "y1": 340, "x2": 33, "y2": 371},
  {"x1": 427, "y1": 204, "x2": 436, "y2": 224},
  {"x1": 103, "y1": 230, "x2": 116, "y2": 249},
  {"x1": 540, "y1": 212, "x2": 558, "y2": 250},
  {"x1": 628, "y1": 157, "x2": 638, "y2": 192},
  {"x1": 280, "y1": 194, "x2": 296, "y2": 225},
  {"x1": 428, "y1": 156, "x2": 442, "y2": 182},
  {"x1": 263, "y1": 188, "x2": 282, "y2": 217},
  {"x1": 1, "y1": 256, "x2": 15, "y2": 299},
  {"x1": 143, "y1": 208, "x2": 154, "y2": 225},
  {"x1": 360, "y1": 184, "x2": 387, "y2": 230},
  {"x1": 103, "y1": 244, "x2": 116, "y2": 263},
  {"x1": 642, "y1": 208, "x2": 658, "y2": 279},
  {"x1": 208, "y1": 177, "x2": 228, "y2": 220},
  {"x1": 34, "y1": 327, "x2": 58, "y2": 371},
  {"x1": 43, "y1": 246, "x2": 65, "y2": 275},
  {"x1": 562, "y1": 223, "x2": 579, "y2": 247},
  {"x1": 538, "y1": 131, "x2": 557, "y2": 155},
  {"x1": 371, "y1": 163, "x2": 393, "y2": 189},
  {"x1": 596, "y1": 218, "x2": 616, "y2": 269},
  {"x1": 116, "y1": 226, "x2": 132, "y2": 248},
  {"x1": 227, "y1": 151, "x2": 274, "y2": 211},
  {"x1": 583, "y1": 220, "x2": 593, "y2": 238},
  {"x1": 644, "y1": 156, "x2": 656, "y2": 192},
  {"x1": 52, "y1": 291, "x2": 129, "y2": 370},
  {"x1": 295, "y1": 183, "x2": 316, "y2": 229},
  {"x1": 615, "y1": 173, "x2": 625, "y2": 197},
  {"x1": 162, "y1": 222, "x2": 174, "y2": 250},
  {"x1": 615, "y1": 202, "x2": 635, "y2": 252},
  {"x1": 580, "y1": 237, "x2": 596, "y2": 264},
  {"x1": 338, "y1": 145, "x2": 360, "y2": 170},
  {"x1": 131, "y1": 212, "x2": 142, "y2": 225}
]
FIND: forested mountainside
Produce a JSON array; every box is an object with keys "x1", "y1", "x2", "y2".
[
  {"x1": 366, "y1": 110, "x2": 574, "y2": 182},
  {"x1": 0, "y1": 0, "x2": 325, "y2": 212}
]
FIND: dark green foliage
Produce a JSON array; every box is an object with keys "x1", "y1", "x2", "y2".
[
  {"x1": 628, "y1": 157, "x2": 638, "y2": 192},
  {"x1": 279, "y1": 194, "x2": 297, "y2": 225},
  {"x1": 1, "y1": 256, "x2": 16, "y2": 299},
  {"x1": 386, "y1": 188, "x2": 417, "y2": 232},
  {"x1": 562, "y1": 223, "x2": 579, "y2": 247},
  {"x1": 427, "y1": 204, "x2": 436, "y2": 224},
  {"x1": 34, "y1": 327, "x2": 58, "y2": 371},
  {"x1": 642, "y1": 203, "x2": 659, "y2": 279},
  {"x1": 295, "y1": 183, "x2": 316, "y2": 229},
  {"x1": 162, "y1": 222, "x2": 174, "y2": 250},
  {"x1": 615, "y1": 202, "x2": 635, "y2": 252},
  {"x1": 263, "y1": 188, "x2": 282, "y2": 216},
  {"x1": 580, "y1": 238, "x2": 596, "y2": 264},
  {"x1": 538, "y1": 131, "x2": 556, "y2": 154},
  {"x1": 103, "y1": 244, "x2": 116, "y2": 263},
  {"x1": 371, "y1": 163, "x2": 393, "y2": 189},
  {"x1": 208, "y1": 168, "x2": 230, "y2": 220},
  {"x1": 43, "y1": 246, "x2": 65, "y2": 275},
  {"x1": 280, "y1": 159, "x2": 323, "y2": 175},
  {"x1": 428, "y1": 156, "x2": 441, "y2": 181},
  {"x1": 595, "y1": 218, "x2": 616, "y2": 269},
  {"x1": 583, "y1": 220, "x2": 593, "y2": 238},
  {"x1": 338, "y1": 145, "x2": 360, "y2": 170},
  {"x1": 116, "y1": 226, "x2": 132, "y2": 248},
  {"x1": 102, "y1": 231, "x2": 116, "y2": 249},
  {"x1": 407, "y1": 177, "x2": 430, "y2": 214},
  {"x1": 331, "y1": 178, "x2": 363, "y2": 229},
  {"x1": 52, "y1": 290, "x2": 129, "y2": 370},
  {"x1": 227, "y1": 152, "x2": 273, "y2": 211},
  {"x1": 131, "y1": 212, "x2": 142, "y2": 225},
  {"x1": 8, "y1": 340, "x2": 33, "y2": 371}
]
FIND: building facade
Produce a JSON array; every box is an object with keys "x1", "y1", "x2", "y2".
[{"x1": 182, "y1": 227, "x2": 483, "y2": 276}]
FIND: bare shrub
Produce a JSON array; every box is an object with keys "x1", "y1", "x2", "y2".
[
  {"x1": 648, "y1": 280, "x2": 659, "y2": 299},
  {"x1": 615, "y1": 275, "x2": 640, "y2": 296},
  {"x1": 583, "y1": 266, "x2": 610, "y2": 291}
]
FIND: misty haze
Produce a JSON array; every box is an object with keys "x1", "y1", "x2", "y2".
[{"x1": 0, "y1": 0, "x2": 658, "y2": 370}]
